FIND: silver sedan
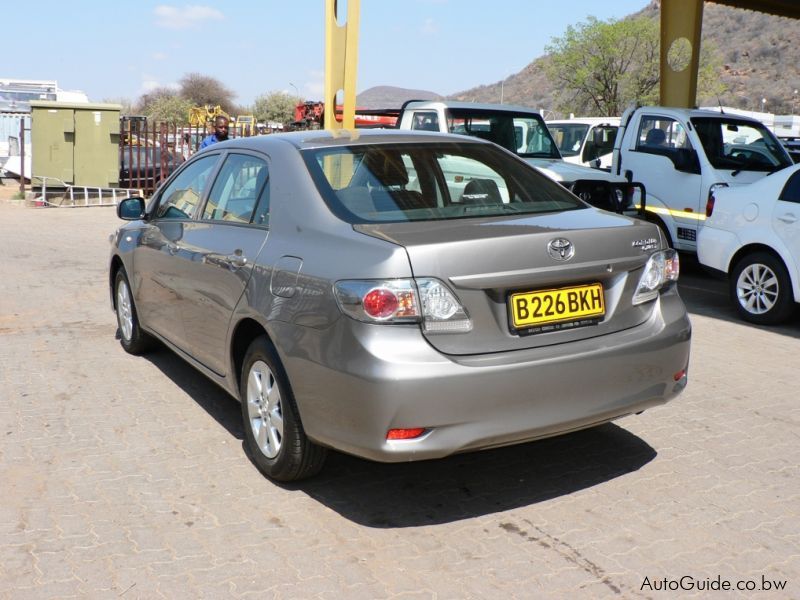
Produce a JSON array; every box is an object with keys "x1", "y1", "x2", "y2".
[{"x1": 109, "y1": 129, "x2": 691, "y2": 481}]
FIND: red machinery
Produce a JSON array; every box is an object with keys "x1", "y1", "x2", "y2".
[{"x1": 293, "y1": 102, "x2": 398, "y2": 129}]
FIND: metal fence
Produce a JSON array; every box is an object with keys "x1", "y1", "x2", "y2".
[{"x1": 119, "y1": 117, "x2": 260, "y2": 196}]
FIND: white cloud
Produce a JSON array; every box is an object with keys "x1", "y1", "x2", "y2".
[
  {"x1": 154, "y1": 5, "x2": 224, "y2": 30},
  {"x1": 139, "y1": 76, "x2": 180, "y2": 95},
  {"x1": 152, "y1": 52, "x2": 168, "y2": 61},
  {"x1": 420, "y1": 18, "x2": 438, "y2": 35}
]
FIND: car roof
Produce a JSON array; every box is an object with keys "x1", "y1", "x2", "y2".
[
  {"x1": 203, "y1": 129, "x2": 493, "y2": 152},
  {"x1": 402, "y1": 100, "x2": 543, "y2": 116},
  {"x1": 547, "y1": 117, "x2": 621, "y2": 125},
  {"x1": 634, "y1": 106, "x2": 768, "y2": 124}
]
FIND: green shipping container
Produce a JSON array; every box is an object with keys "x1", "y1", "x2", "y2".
[{"x1": 30, "y1": 101, "x2": 121, "y2": 188}]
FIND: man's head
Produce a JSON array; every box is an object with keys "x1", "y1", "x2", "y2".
[{"x1": 213, "y1": 116, "x2": 229, "y2": 141}]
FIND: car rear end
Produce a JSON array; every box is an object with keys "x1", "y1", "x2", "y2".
[{"x1": 288, "y1": 134, "x2": 691, "y2": 461}]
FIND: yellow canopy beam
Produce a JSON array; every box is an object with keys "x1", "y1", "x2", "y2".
[
  {"x1": 660, "y1": 0, "x2": 704, "y2": 108},
  {"x1": 324, "y1": 0, "x2": 360, "y2": 131}
]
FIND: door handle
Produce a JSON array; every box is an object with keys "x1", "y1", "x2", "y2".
[
  {"x1": 223, "y1": 250, "x2": 248, "y2": 269},
  {"x1": 777, "y1": 213, "x2": 797, "y2": 224}
]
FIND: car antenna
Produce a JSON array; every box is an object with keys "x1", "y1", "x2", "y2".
[{"x1": 716, "y1": 96, "x2": 725, "y2": 114}]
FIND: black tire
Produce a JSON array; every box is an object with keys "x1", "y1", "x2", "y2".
[
  {"x1": 730, "y1": 251, "x2": 795, "y2": 325},
  {"x1": 114, "y1": 269, "x2": 155, "y2": 355},
  {"x1": 240, "y1": 336, "x2": 327, "y2": 481}
]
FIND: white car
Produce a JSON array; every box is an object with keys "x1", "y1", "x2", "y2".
[{"x1": 698, "y1": 163, "x2": 800, "y2": 324}]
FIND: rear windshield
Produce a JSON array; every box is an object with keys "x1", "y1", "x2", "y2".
[
  {"x1": 548, "y1": 123, "x2": 590, "y2": 157},
  {"x1": 303, "y1": 142, "x2": 585, "y2": 224},
  {"x1": 445, "y1": 108, "x2": 561, "y2": 159}
]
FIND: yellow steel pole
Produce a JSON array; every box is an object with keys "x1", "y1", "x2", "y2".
[
  {"x1": 324, "y1": 0, "x2": 360, "y2": 131},
  {"x1": 660, "y1": 0, "x2": 704, "y2": 108}
]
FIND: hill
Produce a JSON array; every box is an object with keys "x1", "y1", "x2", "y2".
[
  {"x1": 446, "y1": 0, "x2": 800, "y2": 116},
  {"x1": 356, "y1": 85, "x2": 441, "y2": 108}
]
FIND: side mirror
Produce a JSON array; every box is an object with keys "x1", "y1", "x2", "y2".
[
  {"x1": 672, "y1": 148, "x2": 701, "y2": 174},
  {"x1": 117, "y1": 197, "x2": 146, "y2": 220}
]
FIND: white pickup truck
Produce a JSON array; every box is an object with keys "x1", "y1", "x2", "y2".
[
  {"x1": 396, "y1": 101, "x2": 643, "y2": 216},
  {"x1": 611, "y1": 105, "x2": 793, "y2": 252},
  {"x1": 547, "y1": 117, "x2": 620, "y2": 169}
]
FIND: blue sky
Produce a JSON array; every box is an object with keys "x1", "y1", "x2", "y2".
[{"x1": 9, "y1": 0, "x2": 649, "y2": 106}]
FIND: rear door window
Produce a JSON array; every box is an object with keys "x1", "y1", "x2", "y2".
[{"x1": 202, "y1": 154, "x2": 268, "y2": 223}]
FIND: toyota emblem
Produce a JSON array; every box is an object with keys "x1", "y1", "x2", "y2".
[{"x1": 547, "y1": 238, "x2": 575, "y2": 261}]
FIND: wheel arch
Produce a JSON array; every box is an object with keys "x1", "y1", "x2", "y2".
[
  {"x1": 643, "y1": 210, "x2": 674, "y2": 248},
  {"x1": 729, "y1": 243, "x2": 786, "y2": 273},
  {"x1": 230, "y1": 317, "x2": 272, "y2": 397},
  {"x1": 109, "y1": 255, "x2": 125, "y2": 308}
]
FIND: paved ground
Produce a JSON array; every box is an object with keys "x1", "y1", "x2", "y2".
[{"x1": 0, "y1": 196, "x2": 798, "y2": 599}]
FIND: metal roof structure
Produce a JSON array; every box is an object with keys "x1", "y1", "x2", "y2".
[
  {"x1": 710, "y1": 0, "x2": 800, "y2": 18},
  {"x1": 660, "y1": 0, "x2": 799, "y2": 107}
]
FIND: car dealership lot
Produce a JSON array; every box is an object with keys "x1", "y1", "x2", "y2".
[{"x1": 0, "y1": 200, "x2": 797, "y2": 599}]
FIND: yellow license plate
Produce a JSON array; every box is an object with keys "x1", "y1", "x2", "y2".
[{"x1": 509, "y1": 283, "x2": 605, "y2": 331}]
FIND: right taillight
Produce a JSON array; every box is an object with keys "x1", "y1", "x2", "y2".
[{"x1": 706, "y1": 183, "x2": 728, "y2": 217}]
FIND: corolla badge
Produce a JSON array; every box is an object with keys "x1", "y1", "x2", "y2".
[
  {"x1": 632, "y1": 238, "x2": 659, "y2": 252},
  {"x1": 547, "y1": 238, "x2": 575, "y2": 261}
]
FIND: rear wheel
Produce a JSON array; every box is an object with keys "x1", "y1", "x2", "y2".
[
  {"x1": 114, "y1": 269, "x2": 154, "y2": 354},
  {"x1": 240, "y1": 336, "x2": 327, "y2": 481},
  {"x1": 730, "y1": 251, "x2": 795, "y2": 325}
]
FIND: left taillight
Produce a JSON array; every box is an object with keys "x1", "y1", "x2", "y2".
[
  {"x1": 632, "y1": 249, "x2": 680, "y2": 305},
  {"x1": 706, "y1": 183, "x2": 728, "y2": 217},
  {"x1": 334, "y1": 278, "x2": 471, "y2": 332}
]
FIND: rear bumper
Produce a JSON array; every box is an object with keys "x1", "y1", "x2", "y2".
[
  {"x1": 279, "y1": 290, "x2": 691, "y2": 463},
  {"x1": 697, "y1": 226, "x2": 738, "y2": 273}
]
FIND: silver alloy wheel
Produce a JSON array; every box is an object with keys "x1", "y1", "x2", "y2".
[
  {"x1": 247, "y1": 360, "x2": 284, "y2": 459},
  {"x1": 736, "y1": 262, "x2": 779, "y2": 315},
  {"x1": 116, "y1": 278, "x2": 134, "y2": 341}
]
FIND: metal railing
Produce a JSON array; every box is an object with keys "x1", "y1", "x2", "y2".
[{"x1": 31, "y1": 176, "x2": 139, "y2": 208}]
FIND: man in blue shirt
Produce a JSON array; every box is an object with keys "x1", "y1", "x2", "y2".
[{"x1": 199, "y1": 116, "x2": 229, "y2": 150}]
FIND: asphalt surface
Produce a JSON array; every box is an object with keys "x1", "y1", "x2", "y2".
[{"x1": 0, "y1": 200, "x2": 798, "y2": 599}]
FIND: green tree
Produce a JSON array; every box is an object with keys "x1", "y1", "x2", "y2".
[
  {"x1": 143, "y1": 94, "x2": 195, "y2": 123},
  {"x1": 253, "y1": 91, "x2": 301, "y2": 125},
  {"x1": 545, "y1": 16, "x2": 725, "y2": 116},
  {"x1": 179, "y1": 73, "x2": 236, "y2": 114}
]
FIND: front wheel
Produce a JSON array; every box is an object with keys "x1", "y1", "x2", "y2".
[
  {"x1": 730, "y1": 252, "x2": 795, "y2": 325},
  {"x1": 114, "y1": 269, "x2": 154, "y2": 354},
  {"x1": 240, "y1": 336, "x2": 327, "y2": 481}
]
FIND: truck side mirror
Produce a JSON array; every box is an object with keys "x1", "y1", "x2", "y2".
[{"x1": 671, "y1": 148, "x2": 701, "y2": 175}]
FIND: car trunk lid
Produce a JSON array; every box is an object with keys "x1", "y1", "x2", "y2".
[{"x1": 354, "y1": 208, "x2": 663, "y2": 355}]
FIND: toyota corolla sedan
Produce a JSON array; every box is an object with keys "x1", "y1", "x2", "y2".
[{"x1": 110, "y1": 129, "x2": 691, "y2": 482}]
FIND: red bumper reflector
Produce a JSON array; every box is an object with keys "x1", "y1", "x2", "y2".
[
  {"x1": 386, "y1": 428, "x2": 426, "y2": 440},
  {"x1": 674, "y1": 369, "x2": 687, "y2": 381}
]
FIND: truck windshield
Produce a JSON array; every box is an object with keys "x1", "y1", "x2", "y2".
[
  {"x1": 303, "y1": 141, "x2": 584, "y2": 224},
  {"x1": 692, "y1": 117, "x2": 792, "y2": 172},
  {"x1": 548, "y1": 123, "x2": 591, "y2": 157},
  {"x1": 444, "y1": 108, "x2": 561, "y2": 159}
]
